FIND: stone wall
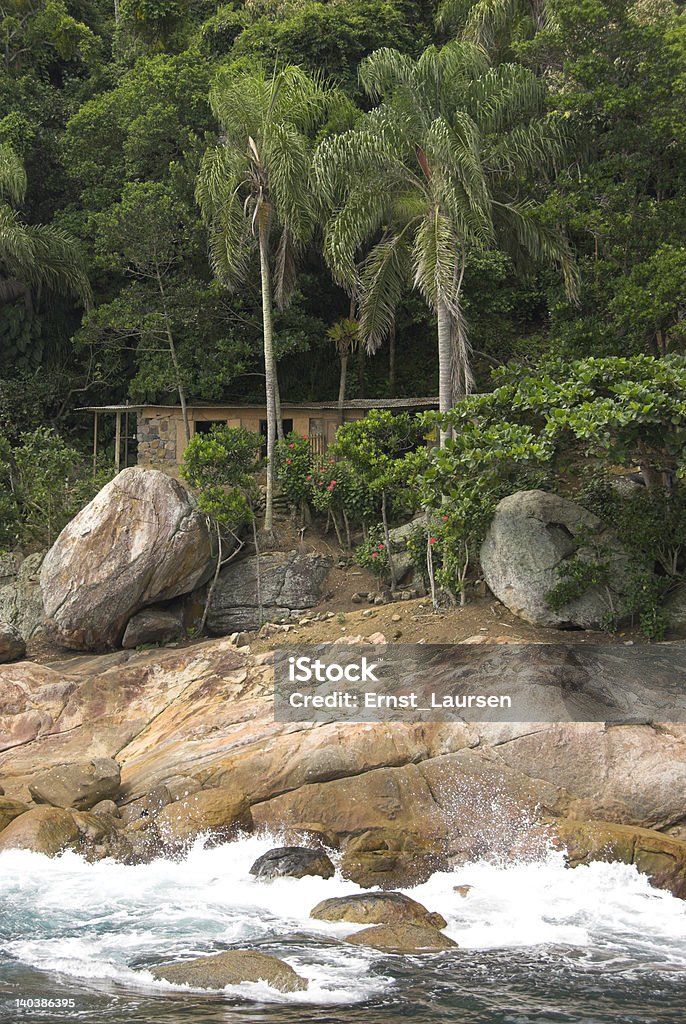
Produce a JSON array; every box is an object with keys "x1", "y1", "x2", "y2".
[{"x1": 136, "y1": 413, "x2": 177, "y2": 466}]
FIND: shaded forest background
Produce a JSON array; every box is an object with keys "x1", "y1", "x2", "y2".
[{"x1": 1, "y1": 0, "x2": 685, "y2": 445}]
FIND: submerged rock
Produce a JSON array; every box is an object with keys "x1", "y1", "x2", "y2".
[
  {"x1": 311, "y1": 892, "x2": 446, "y2": 929},
  {"x1": 249, "y1": 845, "x2": 335, "y2": 880},
  {"x1": 150, "y1": 949, "x2": 308, "y2": 992},
  {"x1": 155, "y1": 787, "x2": 253, "y2": 847},
  {"x1": 345, "y1": 922, "x2": 457, "y2": 953},
  {"x1": 40, "y1": 467, "x2": 214, "y2": 650}
]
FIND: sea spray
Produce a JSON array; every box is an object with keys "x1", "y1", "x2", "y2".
[{"x1": 2, "y1": 833, "x2": 686, "y2": 1023}]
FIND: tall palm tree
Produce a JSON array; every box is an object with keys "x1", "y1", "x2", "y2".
[
  {"x1": 315, "y1": 42, "x2": 576, "y2": 443},
  {"x1": 0, "y1": 144, "x2": 91, "y2": 309},
  {"x1": 326, "y1": 317, "x2": 360, "y2": 420},
  {"x1": 196, "y1": 66, "x2": 348, "y2": 531},
  {"x1": 435, "y1": 0, "x2": 550, "y2": 51}
]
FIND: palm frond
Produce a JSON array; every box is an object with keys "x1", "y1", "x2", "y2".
[
  {"x1": 493, "y1": 197, "x2": 579, "y2": 301},
  {"x1": 0, "y1": 145, "x2": 27, "y2": 206},
  {"x1": 464, "y1": 63, "x2": 545, "y2": 133},
  {"x1": 358, "y1": 228, "x2": 413, "y2": 352},
  {"x1": 324, "y1": 180, "x2": 392, "y2": 289},
  {"x1": 22, "y1": 224, "x2": 92, "y2": 306},
  {"x1": 487, "y1": 116, "x2": 567, "y2": 178},
  {"x1": 264, "y1": 121, "x2": 317, "y2": 243},
  {"x1": 273, "y1": 225, "x2": 297, "y2": 310}
]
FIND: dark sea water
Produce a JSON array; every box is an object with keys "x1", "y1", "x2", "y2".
[{"x1": 2, "y1": 834, "x2": 686, "y2": 1024}]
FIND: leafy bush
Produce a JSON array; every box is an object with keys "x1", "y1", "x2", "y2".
[
  {"x1": 181, "y1": 425, "x2": 262, "y2": 531},
  {"x1": 0, "y1": 427, "x2": 114, "y2": 551},
  {"x1": 355, "y1": 524, "x2": 389, "y2": 580}
]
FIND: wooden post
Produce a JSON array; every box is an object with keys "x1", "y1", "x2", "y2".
[
  {"x1": 92, "y1": 411, "x2": 98, "y2": 477},
  {"x1": 124, "y1": 409, "x2": 129, "y2": 468},
  {"x1": 115, "y1": 410, "x2": 121, "y2": 473}
]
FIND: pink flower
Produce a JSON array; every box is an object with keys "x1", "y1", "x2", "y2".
[
  {"x1": 442, "y1": 515, "x2": 449, "y2": 521},
  {"x1": 319, "y1": 481, "x2": 324, "y2": 487},
  {"x1": 429, "y1": 537, "x2": 437, "y2": 545},
  {"x1": 371, "y1": 552, "x2": 378, "y2": 559},
  {"x1": 327, "y1": 484, "x2": 334, "y2": 491},
  {"x1": 331, "y1": 480, "x2": 337, "y2": 485},
  {"x1": 378, "y1": 543, "x2": 384, "y2": 549},
  {"x1": 306, "y1": 474, "x2": 312, "y2": 481},
  {"x1": 303, "y1": 435, "x2": 308, "y2": 440},
  {"x1": 289, "y1": 443, "x2": 295, "y2": 448},
  {"x1": 286, "y1": 459, "x2": 292, "y2": 465}
]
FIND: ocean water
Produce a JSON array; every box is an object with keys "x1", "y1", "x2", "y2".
[{"x1": 2, "y1": 833, "x2": 686, "y2": 1024}]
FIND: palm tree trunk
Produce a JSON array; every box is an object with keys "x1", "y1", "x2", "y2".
[
  {"x1": 273, "y1": 355, "x2": 284, "y2": 440},
  {"x1": 258, "y1": 220, "x2": 276, "y2": 532},
  {"x1": 156, "y1": 267, "x2": 190, "y2": 444},
  {"x1": 338, "y1": 352, "x2": 348, "y2": 424},
  {"x1": 437, "y1": 299, "x2": 453, "y2": 447}
]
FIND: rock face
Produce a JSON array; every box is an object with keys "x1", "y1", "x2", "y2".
[
  {"x1": 0, "y1": 806, "x2": 80, "y2": 856},
  {"x1": 155, "y1": 787, "x2": 253, "y2": 846},
  {"x1": 29, "y1": 758, "x2": 121, "y2": 810},
  {"x1": 0, "y1": 621, "x2": 25, "y2": 663},
  {"x1": 121, "y1": 607, "x2": 184, "y2": 649},
  {"x1": 4, "y1": 640, "x2": 686, "y2": 894},
  {"x1": 311, "y1": 892, "x2": 446, "y2": 929},
  {"x1": 0, "y1": 552, "x2": 45, "y2": 640},
  {"x1": 150, "y1": 950, "x2": 308, "y2": 992},
  {"x1": 249, "y1": 846, "x2": 335, "y2": 880},
  {"x1": 480, "y1": 490, "x2": 633, "y2": 628},
  {"x1": 207, "y1": 551, "x2": 332, "y2": 633},
  {"x1": 346, "y1": 922, "x2": 457, "y2": 953},
  {"x1": 40, "y1": 468, "x2": 214, "y2": 650},
  {"x1": 387, "y1": 519, "x2": 422, "y2": 583},
  {"x1": 0, "y1": 796, "x2": 29, "y2": 831}
]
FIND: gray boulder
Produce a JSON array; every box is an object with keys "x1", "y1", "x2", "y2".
[
  {"x1": 29, "y1": 758, "x2": 121, "y2": 810},
  {"x1": 150, "y1": 949, "x2": 308, "y2": 992},
  {"x1": 388, "y1": 518, "x2": 422, "y2": 583},
  {"x1": 0, "y1": 552, "x2": 45, "y2": 640},
  {"x1": 40, "y1": 468, "x2": 214, "y2": 650},
  {"x1": 249, "y1": 845, "x2": 335, "y2": 880},
  {"x1": 208, "y1": 551, "x2": 332, "y2": 633},
  {"x1": 121, "y1": 606, "x2": 184, "y2": 649},
  {"x1": 0, "y1": 621, "x2": 26, "y2": 663},
  {"x1": 480, "y1": 490, "x2": 634, "y2": 629}
]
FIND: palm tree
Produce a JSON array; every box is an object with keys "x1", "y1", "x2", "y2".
[
  {"x1": 196, "y1": 66, "x2": 348, "y2": 532},
  {"x1": 0, "y1": 144, "x2": 91, "y2": 309},
  {"x1": 326, "y1": 317, "x2": 360, "y2": 420},
  {"x1": 315, "y1": 42, "x2": 576, "y2": 443},
  {"x1": 435, "y1": 0, "x2": 550, "y2": 51}
]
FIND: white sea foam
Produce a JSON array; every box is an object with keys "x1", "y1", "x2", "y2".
[{"x1": 2, "y1": 833, "x2": 686, "y2": 1005}]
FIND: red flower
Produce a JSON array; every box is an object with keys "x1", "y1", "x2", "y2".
[
  {"x1": 442, "y1": 515, "x2": 449, "y2": 521},
  {"x1": 319, "y1": 481, "x2": 324, "y2": 486},
  {"x1": 371, "y1": 552, "x2": 378, "y2": 559},
  {"x1": 429, "y1": 537, "x2": 438, "y2": 544},
  {"x1": 378, "y1": 543, "x2": 384, "y2": 549},
  {"x1": 306, "y1": 474, "x2": 312, "y2": 480},
  {"x1": 303, "y1": 435, "x2": 308, "y2": 440},
  {"x1": 330, "y1": 480, "x2": 337, "y2": 485},
  {"x1": 286, "y1": 459, "x2": 292, "y2": 465},
  {"x1": 289, "y1": 443, "x2": 295, "y2": 448}
]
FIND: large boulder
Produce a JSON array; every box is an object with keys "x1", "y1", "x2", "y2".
[
  {"x1": 345, "y1": 922, "x2": 457, "y2": 953},
  {"x1": 207, "y1": 551, "x2": 332, "y2": 633},
  {"x1": 150, "y1": 949, "x2": 307, "y2": 992},
  {"x1": 0, "y1": 806, "x2": 79, "y2": 855},
  {"x1": 29, "y1": 758, "x2": 121, "y2": 810},
  {"x1": 554, "y1": 819, "x2": 686, "y2": 899},
  {"x1": 480, "y1": 490, "x2": 633, "y2": 628},
  {"x1": 155, "y1": 787, "x2": 253, "y2": 846},
  {"x1": 311, "y1": 892, "x2": 446, "y2": 929},
  {"x1": 0, "y1": 621, "x2": 25, "y2": 663},
  {"x1": 249, "y1": 846, "x2": 335, "y2": 880},
  {"x1": 40, "y1": 468, "x2": 214, "y2": 650},
  {"x1": 0, "y1": 552, "x2": 45, "y2": 640}
]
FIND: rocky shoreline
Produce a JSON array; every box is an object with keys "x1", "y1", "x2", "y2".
[{"x1": 2, "y1": 635, "x2": 686, "y2": 903}]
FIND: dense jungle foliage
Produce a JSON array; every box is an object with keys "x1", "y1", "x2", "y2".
[{"x1": 2, "y1": 0, "x2": 686, "y2": 635}]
